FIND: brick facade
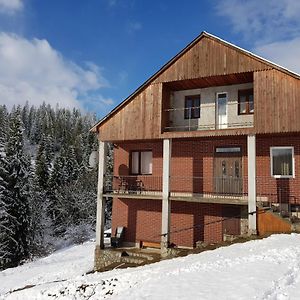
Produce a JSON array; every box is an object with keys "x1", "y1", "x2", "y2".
[
  {"x1": 111, "y1": 134, "x2": 300, "y2": 248},
  {"x1": 112, "y1": 198, "x2": 224, "y2": 247},
  {"x1": 256, "y1": 134, "x2": 300, "y2": 204}
]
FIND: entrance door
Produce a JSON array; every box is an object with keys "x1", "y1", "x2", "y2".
[
  {"x1": 216, "y1": 92, "x2": 228, "y2": 129},
  {"x1": 222, "y1": 205, "x2": 241, "y2": 235},
  {"x1": 214, "y1": 155, "x2": 243, "y2": 195}
]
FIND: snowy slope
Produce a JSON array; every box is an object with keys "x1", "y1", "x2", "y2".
[
  {"x1": 1, "y1": 234, "x2": 300, "y2": 299},
  {"x1": 0, "y1": 242, "x2": 94, "y2": 297}
]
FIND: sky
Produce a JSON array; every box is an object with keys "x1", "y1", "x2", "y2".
[{"x1": 0, "y1": 0, "x2": 300, "y2": 119}]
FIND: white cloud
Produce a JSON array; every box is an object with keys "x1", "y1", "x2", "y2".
[
  {"x1": 216, "y1": 0, "x2": 300, "y2": 44},
  {"x1": 0, "y1": 0, "x2": 23, "y2": 14},
  {"x1": 254, "y1": 38, "x2": 300, "y2": 74},
  {"x1": 0, "y1": 33, "x2": 109, "y2": 110},
  {"x1": 215, "y1": 0, "x2": 300, "y2": 76}
]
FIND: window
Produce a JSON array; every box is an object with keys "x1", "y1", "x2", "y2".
[
  {"x1": 270, "y1": 147, "x2": 294, "y2": 178},
  {"x1": 131, "y1": 150, "x2": 153, "y2": 175},
  {"x1": 215, "y1": 147, "x2": 241, "y2": 153},
  {"x1": 238, "y1": 89, "x2": 254, "y2": 115},
  {"x1": 184, "y1": 95, "x2": 200, "y2": 119}
]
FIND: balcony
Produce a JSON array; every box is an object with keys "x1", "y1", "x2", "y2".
[
  {"x1": 104, "y1": 175, "x2": 249, "y2": 205},
  {"x1": 161, "y1": 72, "x2": 254, "y2": 133},
  {"x1": 164, "y1": 101, "x2": 253, "y2": 132},
  {"x1": 103, "y1": 175, "x2": 299, "y2": 209}
]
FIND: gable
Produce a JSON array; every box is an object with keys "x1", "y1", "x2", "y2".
[
  {"x1": 152, "y1": 35, "x2": 271, "y2": 84},
  {"x1": 93, "y1": 32, "x2": 300, "y2": 140}
]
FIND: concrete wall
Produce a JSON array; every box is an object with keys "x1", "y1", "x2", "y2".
[{"x1": 169, "y1": 83, "x2": 253, "y2": 130}]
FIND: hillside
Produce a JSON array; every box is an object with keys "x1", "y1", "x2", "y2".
[{"x1": 1, "y1": 234, "x2": 300, "y2": 299}]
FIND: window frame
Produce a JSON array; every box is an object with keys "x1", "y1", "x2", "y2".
[
  {"x1": 238, "y1": 89, "x2": 254, "y2": 115},
  {"x1": 130, "y1": 150, "x2": 153, "y2": 175},
  {"x1": 184, "y1": 94, "x2": 201, "y2": 119},
  {"x1": 270, "y1": 146, "x2": 295, "y2": 179}
]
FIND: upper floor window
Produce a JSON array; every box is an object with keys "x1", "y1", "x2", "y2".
[
  {"x1": 238, "y1": 89, "x2": 254, "y2": 115},
  {"x1": 270, "y1": 147, "x2": 294, "y2": 178},
  {"x1": 184, "y1": 95, "x2": 200, "y2": 119},
  {"x1": 131, "y1": 150, "x2": 153, "y2": 175}
]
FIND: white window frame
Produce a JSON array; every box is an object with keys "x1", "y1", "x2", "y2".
[
  {"x1": 216, "y1": 92, "x2": 228, "y2": 129},
  {"x1": 270, "y1": 146, "x2": 295, "y2": 178}
]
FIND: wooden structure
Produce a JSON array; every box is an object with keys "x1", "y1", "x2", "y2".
[
  {"x1": 257, "y1": 209, "x2": 291, "y2": 236},
  {"x1": 91, "y1": 32, "x2": 300, "y2": 141}
]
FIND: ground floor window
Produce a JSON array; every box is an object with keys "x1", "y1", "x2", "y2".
[
  {"x1": 270, "y1": 147, "x2": 294, "y2": 178},
  {"x1": 131, "y1": 150, "x2": 153, "y2": 175}
]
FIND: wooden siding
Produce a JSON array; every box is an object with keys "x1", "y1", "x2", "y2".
[
  {"x1": 257, "y1": 209, "x2": 291, "y2": 236},
  {"x1": 97, "y1": 35, "x2": 300, "y2": 142},
  {"x1": 254, "y1": 69, "x2": 300, "y2": 134},
  {"x1": 99, "y1": 84, "x2": 162, "y2": 141},
  {"x1": 153, "y1": 37, "x2": 271, "y2": 84}
]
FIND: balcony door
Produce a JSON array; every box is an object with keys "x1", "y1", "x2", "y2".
[
  {"x1": 214, "y1": 148, "x2": 243, "y2": 195},
  {"x1": 216, "y1": 92, "x2": 228, "y2": 129}
]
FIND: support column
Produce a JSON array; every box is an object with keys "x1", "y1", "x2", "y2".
[
  {"x1": 247, "y1": 134, "x2": 257, "y2": 234},
  {"x1": 95, "y1": 140, "x2": 107, "y2": 249},
  {"x1": 161, "y1": 139, "x2": 172, "y2": 252}
]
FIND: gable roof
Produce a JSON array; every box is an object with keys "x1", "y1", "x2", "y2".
[{"x1": 91, "y1": 31, "x2": 300, "y2": 132}]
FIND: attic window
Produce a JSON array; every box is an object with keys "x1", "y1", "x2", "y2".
[
  {"x1": 238, "y1": 89, "x2": 254, "y2": 115},
  {"x1": 184, "y1": 95, "x2": 200, "y2": 119}
]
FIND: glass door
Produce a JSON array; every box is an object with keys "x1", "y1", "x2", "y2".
[{"x1": 216, "y1": 92, "x2": 228, "y2": 129}]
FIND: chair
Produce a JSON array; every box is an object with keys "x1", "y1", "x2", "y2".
[{"x1": 111, "y1": 226, "x2": 125, "y2": 248}]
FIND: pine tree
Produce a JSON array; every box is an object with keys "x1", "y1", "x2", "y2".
[
  {"x1": 0, "y1": 131, "x2": 11, "y2": 269},
  {"x1": 4, "y1": 107, "x2": 32, "y2": 267},
  {"x1": 35, "y1": 135, "x2": 51, "y2": 190}
]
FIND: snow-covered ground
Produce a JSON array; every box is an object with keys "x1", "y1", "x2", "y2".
[{"x1": 1, "y1": 234, "x2": 300, "y2": 299}]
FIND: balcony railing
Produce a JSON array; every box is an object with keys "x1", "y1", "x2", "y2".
[
  {"x1": 103, "y1": 175, "x2": 300, "y2": 221},
  {"x1": 163, "y1": 102, "x2": 253, "y2": 132},
  {"x1": 104, "y1": 175, "x2": 162, "y2": 195}
]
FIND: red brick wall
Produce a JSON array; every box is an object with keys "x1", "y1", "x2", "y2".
[
  {"x1": 256, "y1": 135, "x2": 300, "y2": 204},
  {"x1": 113, "y1": 141, "x2": 163, "y2": 176},
  {"x1": 111, "y1": 134, "x2": 300, "y2": 248},
  {"x1": 112, "y1": 198, "x2": 162, "y2": 244},
  {"x1": 112, "y1": 198, "x2": 223, "y2": 247},
  {"x1": 114, "y1": 137, "x2": 248, "y2": 194},
  {"x1": 171, "y1": 137, "x2": 248, "y2": 193}
]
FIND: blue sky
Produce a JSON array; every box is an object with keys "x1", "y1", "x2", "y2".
[{"x1": 0, "y1": 0, "x2": 300, "y2": 119}]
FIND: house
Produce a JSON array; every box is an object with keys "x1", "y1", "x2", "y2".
[{"x1": 91, "y1": 32, "x2": 300, "y2": 264}]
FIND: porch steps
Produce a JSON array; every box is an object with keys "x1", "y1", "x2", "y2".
[{"x1": 97, "y1": 249, "x2": 160, "y2": 272}]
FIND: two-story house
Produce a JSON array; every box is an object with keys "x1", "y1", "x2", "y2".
[{"x1": 92, "y1": 32, "x2": 300, "y2": 261}]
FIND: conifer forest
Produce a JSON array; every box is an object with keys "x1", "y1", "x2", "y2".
[{"x1": 0, "y1": 103, "x2": 112, "y2": 270}]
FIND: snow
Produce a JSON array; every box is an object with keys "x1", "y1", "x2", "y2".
[
  {"x1": 2, "y1": 234, "x2": 300, "y2": 299},
  {"x1": 0, "y1": 242, "x2": 95, "y2": 297}
]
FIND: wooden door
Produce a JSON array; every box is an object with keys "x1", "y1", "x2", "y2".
[
  {"x1": 214, "y1": 156, "x2": 242, "y2": 195},
  {"x1": 222, "y1": 205, "x2": 241, "y2": 235}
]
